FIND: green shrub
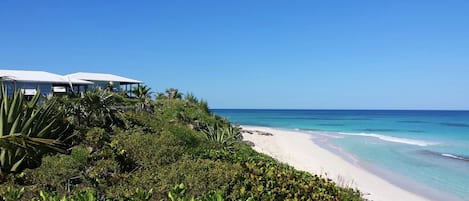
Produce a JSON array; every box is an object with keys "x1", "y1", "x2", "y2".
[
  {"x1": 23, "y1": 147, "x2": 90, "y2": 193},
  {"x1": 102, "y1": 170, "x2": 157, "y2": 199},
  {"x1": 85, "y1": 159, "x2": 120, "y2": 191},
  {"x1": 125, "y1": 112, "x2": 158, "y2": 133},
  {"x1": 200, "y1": 143, "x2": 363, "y2": 201},
  {"x1": 84, "y1": 128, "x2": 110, "y2": 152},
  {"x1": 30, "y1": 189, "x2": 98, "y2": 201},
  {"x1": 111, "y1": 132, "x2": 183, "y2": 169},
  {"x1": 166, "y1": 183, "x2": 225, "y2": 201},
  {"x1": 154, "y1": 158, "x2": 241, "y2": 200},
  {"x1": 130, "y1": 188, "x2": 153, "y2": 201},
  {"x1": 0, "y1": 186, "x2": 24, "y2": 201},
  {"x1": 153, "y1": 98, "x2": 229, "y2": 133}
]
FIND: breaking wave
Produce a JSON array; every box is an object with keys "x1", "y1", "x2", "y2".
[
  {"x1": 338, "y1": 132, "x2": 439, "y2": 146},
  {"x1": 419, "y1": 150, "x2": 469, "y2": 162},
  {"x1": 441, "y1": 153, "x2": 469, "y2": 162}
]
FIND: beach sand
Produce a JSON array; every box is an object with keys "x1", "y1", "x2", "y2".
[{"x1": 242, "y1": 125, "x2": 431, "y2": 201}]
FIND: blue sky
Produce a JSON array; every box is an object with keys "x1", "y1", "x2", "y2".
[{"x1": 1, "y1": 1, "x2": 468, "y2": 109}]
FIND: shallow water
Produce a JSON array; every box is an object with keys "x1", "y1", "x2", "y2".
[{"x1": 213, "y1": 109, "x2": 469, "y2": 201}]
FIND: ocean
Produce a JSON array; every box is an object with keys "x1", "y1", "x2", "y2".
[{"x1": 212, "y1": 109, "x2": 469, "y2": 201}]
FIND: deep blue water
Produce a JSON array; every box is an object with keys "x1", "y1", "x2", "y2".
[{"x1": 213, "y1": 109, "x2": 469, "y2": 201}]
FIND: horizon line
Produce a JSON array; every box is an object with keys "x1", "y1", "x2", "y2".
[{"x1": 211, "y1": 108, "x2": 469, "y2": 112}]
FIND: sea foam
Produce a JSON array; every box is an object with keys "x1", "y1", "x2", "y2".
[
  {"x1": 338, "y1": 132, "x2": 438, "y2": 147},
  {"x1": 420, "y1": 150, "x2": 469, "y2": 162},
  {"x1": 441, "y1": 153, "x2": 469, "y2": 162}
]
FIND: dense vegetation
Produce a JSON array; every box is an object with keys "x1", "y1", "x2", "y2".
[{"x1": 0, "y1": 85, "x2": 363, "y2": 201}]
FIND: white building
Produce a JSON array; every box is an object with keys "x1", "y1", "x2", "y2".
[
  {"x1": 0, "y1": 70, "x2": 144, "y2": 97},
  {"x1": 0, "y1": 69, "x2": 93, "y2": 96},
  {"x1": 65, "y1": 72, "x2": 143, "y2": 95}
]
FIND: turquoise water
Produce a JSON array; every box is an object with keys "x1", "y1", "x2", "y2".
[{"x1": 213, "y1": 109, "x2": 469, "y2": 201}]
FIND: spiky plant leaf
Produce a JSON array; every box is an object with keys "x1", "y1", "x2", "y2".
[{"x1": 0, "y1": 85, "x2": 70, "y2": 178}]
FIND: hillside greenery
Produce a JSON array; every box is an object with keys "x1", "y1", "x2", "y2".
[{"x1": 0, "y1": 85, "x2": 363, "y2": 201}]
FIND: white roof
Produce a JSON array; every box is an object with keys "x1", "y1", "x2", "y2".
[
  {"x1": 66, "y1": 72, "x2": 142, "y2": 84},
  {"x1": 0, "y1": 70, "x2": 93, "y2": 85}
]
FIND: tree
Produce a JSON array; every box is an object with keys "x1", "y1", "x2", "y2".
[
  {"x1": 133, "y1": 85, "x2": 153, "y2": 112},
  {"x1": 184, "y1": 92, "x2": 198, "y2": 104},
  {"x1": 155, "y1": 92, "x2": 166, "y2": 101},
  {"x1": 0, "y1": 85, "x2": 71, "y2": 180},
  {"x1": 133, "y1": 85, "x2": 152, "y2": 100},
  {"x1": 165, "y1": 88, "x2": 182, "y2": 104}
]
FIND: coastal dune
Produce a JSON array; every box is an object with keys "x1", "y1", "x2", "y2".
[{"x1": 242, "y1": 125, "x2": 430, "y2": 201}]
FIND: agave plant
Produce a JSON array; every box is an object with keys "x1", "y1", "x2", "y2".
[
  {"x1": 202, "y1": 124, "x2": 242, "y2": 145},
  {"x1": 0, "y1": 85, "x2": 70, "y2": 180}
]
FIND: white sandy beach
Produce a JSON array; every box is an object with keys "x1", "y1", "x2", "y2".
[{"x1": 242, "y1": 125, "x2": 431, "y2": 201}]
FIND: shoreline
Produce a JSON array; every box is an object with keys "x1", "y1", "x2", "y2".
[
  {"x1": 242, "y1": 125, "x2": 432, "y2": 201},
  {"x1": 311, "y1": 133, "x2": 458, "y2": 201}
]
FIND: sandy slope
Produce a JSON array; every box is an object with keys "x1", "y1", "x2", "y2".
[{"x1": 242, "y1": 125, "x2": 431, "y2": 201}]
